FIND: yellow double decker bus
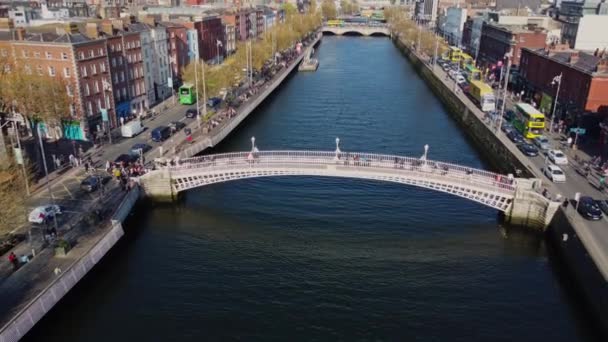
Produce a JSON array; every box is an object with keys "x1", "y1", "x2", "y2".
[{"x1": 513, "y1": 103, "x2": 545, "y2": 139}]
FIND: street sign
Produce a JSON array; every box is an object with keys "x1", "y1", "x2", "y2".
[
  {"x1": 101, "y1": 108, "x2": 108, "y2": 122},
  {"x1": 569, "y1": 127, "x2": 586, "y2": 135}
]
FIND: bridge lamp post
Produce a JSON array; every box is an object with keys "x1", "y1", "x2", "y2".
[
  {"x1": 550, "y1": 73, "x2": 563, "y2": 134},
  {"x1": 335, "y1": 137, "x2": 341, "y2": 158},
  {"x1": 423, "y1": 144, "x2": 429, "y2": 161},
  {"x1": 251, "y1": 136, "x2": 256, "y2": 152},
  {"x1": 497, "y1": 46, "x2": 514, "y2": 134}
]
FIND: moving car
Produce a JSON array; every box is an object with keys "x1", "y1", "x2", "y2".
[
  {"x1": 517, "y1": 142, "x2": 539, "y2": 157},
  {"x1": 28, "y1": 205, "x2": 62, "y2": 224},
  {"x1": 130, "y1": 143, "x2": 152, "y2": 156},
  {"x1": 596, "y1": 199, "x2": 608, "y2": 215},
  {"x1": 120, "y1": 120, "x2": 143, "y2": 138},
  {"x1": 548, "y1": 149, "x2": 568, "y2": 165},
  {"x1": 533, "y1": 136, "x2": 551, "y2": 150},
  {"x1": 507, "y1": 130, "x2": 525, "y2": 144},
  {"x1": 80, "y1": 175, "x2": 100, "y2": 192},
  {"x1": 455, "y1": 75, "x2": 466, "y2": 85},
  {"x1": 544, "y1": 164, "x2": 566, "y2": 183},
  {"x1": 576, "y1": 196, "x2": 603, "y2": 221},
  {"x1": 185, "y1": 108, "x2": 198, "y2": 119},
  {"x1": 151, "y1": 126, "x2": 171, "y2": 142},
  {"x1": 115, "y1": 153, "x2": 139, "y2": 165},
  {"x1": 169, "y1": 121, "x2": 186, "y2": 132}
]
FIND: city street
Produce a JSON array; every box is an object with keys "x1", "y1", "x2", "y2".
[{"x1": 430, "y1": 58, "x2": 608, "y2": 279}]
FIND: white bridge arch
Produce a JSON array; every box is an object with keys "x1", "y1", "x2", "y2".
[
  {"x1": 322, "y1": 25, "x2": 390, "y2": 37},
  {"x1": 158, "y1": 148, "x2": 516, "y2": 212}
]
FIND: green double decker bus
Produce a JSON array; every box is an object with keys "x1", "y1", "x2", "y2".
[{"x1": 179, "y1": 83, "x2": 196, "y2": 105}]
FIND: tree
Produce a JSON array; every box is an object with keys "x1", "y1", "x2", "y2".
[
  {"x1": 0, "y1": 58, "x2": 71, "y2": 175},
  {"x1": 0, "y1": 163, "x2": 29, "y2": 235},
  {"x1": 321, "y1": 0, "x2": 337, "y2": 19}
]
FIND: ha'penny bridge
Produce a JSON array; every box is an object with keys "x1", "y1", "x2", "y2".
[{"x1": 140, "y1": 138, "x2": 558, "y2": 229}]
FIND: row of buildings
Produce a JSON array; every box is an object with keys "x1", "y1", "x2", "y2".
[
  {"x1": 0, "y1": 5, "x2": 286, "y2": 141},
  {"x1": 418, "y1": 0, "x2": 608, "y2": 142}
]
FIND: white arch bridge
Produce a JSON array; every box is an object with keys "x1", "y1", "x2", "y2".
[
  {"x1": 141, "y1": 149, "x2": 521, "y2": 212},
  {"x1": 322, "y1": 25, "x2": 390, "y2": 37}
]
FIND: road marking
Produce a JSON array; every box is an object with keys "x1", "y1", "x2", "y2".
[{"x1": 62, "y1": 184, "x2": 74, "y2": 199}]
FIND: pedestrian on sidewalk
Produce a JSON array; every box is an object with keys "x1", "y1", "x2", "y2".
[
  {"x1": 84, "y1": 161, "x2": 90, "y2": 173},
  {"x1": 567, "y1": 136, "x2": 573, "y2": 149},
  {"x1": 8, "y1": 252, "x2": 18, "y2": 271}
]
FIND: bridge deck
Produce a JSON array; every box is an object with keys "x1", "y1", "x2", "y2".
[{"x1": 163, "y1": 151, "x2": 516, "y2": 211}]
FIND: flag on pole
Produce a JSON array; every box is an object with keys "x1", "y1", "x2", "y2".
[
  {"x1": 216, "y1": 40, "x2": 223, "y2": 47},
  {"x1": 553, "y1": 74, "x2": 562, "y2": 83}
]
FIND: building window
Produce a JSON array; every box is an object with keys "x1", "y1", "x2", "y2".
[
  {"x1": 117, "y1": 44, "x2": 121, "y2": 51},
  {"x1": 118, "y1": 57, "x2": 122, "y2": 66},
  {"x1": 69, "y1": 104, "x2": 75, "y2": 116},
  {"x1": 61, "y1": 52, "x2": 68, "y2": 60},
  {"x1": 122, "y1": 88, "x2": 126, "y2": 98},
  {"x1": 79, "y1": 51, "x2": 84, "y2": 60},
  {"x1": 120, "y1": 71, "x2": 124, "y2": 82},
  {"x1": 36, "y1": 65, "x2": 42, "y2": 75},
  {"x1": 48, "y1": 66, "x2": 55, "y2": 76},
  {"x1": 97, "y1": 98, "x2": 102, "y2": 112},
  {"x1": 100, "y1": 62, "x2": 106, "y2": 72},
  {"x1": 127, "y1": 54, "x2": 132, "y2": 63},
  {"x1": 89, "y1": 50, "x2": 94, "y2": 58},
  {"x1": 94, "y1": 81, "x2": 100, "y2": 93},
  {"x1": 111, "y1": 57, "x2": 116, "y2": 67},
  {"x1": 87, "y1": 101, "x2": 93, "y2": 116},
  {"x1": 137, "y1": 52, "x2": 141, "y2": 61},
  {"x1": 66, "y1": 85, "x2": 73, "y2": 97},
  {"x1": 99, "y1": 48, "x2": 103, "y2": 56},
  {"x1": 84, "y1": 83, "x2": 90, "y2": 96},
  {"x1": 92, "y1": 64, "x2": 97, "y2": 74},
  {"x1": 63, "y1": 67, "x2": 70, "y2": 77},
  {"x1": 135, "y1": 83, "x2": 140, "y2": 95},
  {"x1": 21, "y1": 50, "x2": 28, "y2": 58},
  {"x1": 81, "y1": 66, "x2": 88, "y2": 77}
]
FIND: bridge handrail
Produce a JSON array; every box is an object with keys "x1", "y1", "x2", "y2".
[{"x1": 166, "y1": 150, "x2": 516, "y2": 192}]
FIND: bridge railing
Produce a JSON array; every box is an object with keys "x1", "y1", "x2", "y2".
[{"x1": 166, "y1": 151, "x2": 516, "y2": 192}]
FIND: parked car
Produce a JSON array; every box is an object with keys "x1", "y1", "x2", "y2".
[
  {"x1": 185, "y1": 108, "x2": 198, "y2": 119},
  {"x1": 533, "y1": 136, "x2": 551, "y2": 150},
  {"x1": 151, "y1": 126, "x2": 171, "y2": 142},
  {"x1": 130, "y1": 143, "x2": 152, "y2": 156},
  {"x1": 28, "y1": 205, "x2": 62, "y2": 224},
  {"x1": 459, "y1": 81, "x2": 470, "y2": 92},
  {"x1": 507, "y1": 130, "x2": 525, "y2": 144},
  {"x1": 169, "y1": 121, "x2": 186, "y2": 132},
  {"x1": 544, "y1": 164, "x2": 566, "y2": 183},
  {"x1": 207, "y1": 97, "x2": 222, "y2": 108},
  {"x1": 80, "y1": 175, "x2": 101, "y2": 192},
  {"x1": 455, "y1": 75, "x2": 466, "y2": 84},
  {"x1": 115, "y1": 153, "x2": 139, "y2": 165},
  {"x1": 548, "y1": 149, "x2": 568, "y2": 165},
  {"x1": 503, "y1": 109, "x2": 515, "y2": 122},
  {"x1": 517, "y1": 142, "x2": 539, "y2": 157},
  {"x1": 596, "y1": 199, "x2": 608, "y2": 215},
  {"x1": 501, "y1": 122, "x2": 514, "y2": 134},
  {"x1": 576, "y1": 196, "x2": 603, "y2": 221}
]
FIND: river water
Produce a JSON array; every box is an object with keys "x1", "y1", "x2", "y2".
[{"x1": 25, "y1": 36, "x2": 601, "y2": 341}]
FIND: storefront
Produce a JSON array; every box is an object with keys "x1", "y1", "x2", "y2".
[{"x1": 62, "y1": 120, "x2": 85, "y2": 141}]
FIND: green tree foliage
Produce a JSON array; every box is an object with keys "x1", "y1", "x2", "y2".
[
  {"x1": 181, "y1": 11, "x2": 322, "y2": 101},
  {"x1": 385, "y1": 7, "x2": 449, "y2": 57},
  {"x1": 321, "y1": 0, "x2": 337, "y2": 19}
]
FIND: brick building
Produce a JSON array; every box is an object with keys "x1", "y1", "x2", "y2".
[
  {"x1": 478, "y1": 23, "x2": 547, "y2": 67},
  {"x1": 0, "y1": 24, "x2": 114, "y2": 141},
  {"x1": 183, "y1": 16, "x2": 223, "y2": 62},
  {"x1": 224, "y1": 10, "x2": 253, "y2": 41},
  {"x1": 160, "y1": 22, "x2": 189, "y2": 88},
  {"x1": 519, "y1": 46, "x2": 608, "y2": 118}
]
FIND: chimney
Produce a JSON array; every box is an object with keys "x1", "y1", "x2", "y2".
[
  {"x1": 101, "y1": 20, "x2": 113, "y2": 35},
  {"x1": 570, "y1": 51, "x2": 580, "y2": 65},
  {"x1": 597, "y1": 58, "x2": 608, "y2": 74},
  {"x1": 86, "y1": 23, "x2": 99, "y2": 39},
  {"x1": 0, "y1": 18, "x2": 14, "y2": 31},
  {"x1": 65, "y1": 22, "x2": 79, "y2": 34},
  {"x1": 143, "y1": 16, "x2": 156, "y2": 27},
  {"x1": 15, "y1": 27, "x2": 25, "y2": 41}
]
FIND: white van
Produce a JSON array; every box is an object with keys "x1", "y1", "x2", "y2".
[{"x1": 121, "y1": 120, "x2": 143, "y2": 138}]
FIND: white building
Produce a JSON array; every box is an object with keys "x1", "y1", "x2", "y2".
[
  {"x1": 444, "y1": 7, "x2": 467, "y2": 46},
  {"x1": 224, "y1": 24, "x2": 236, "y2": 55},
  {"x1": 573, "y1": 15, "x2": 608, "y2": 51},
  {"x1": 186, "y1": 28, "x2": 199, "y2": 62},
  {"x1": 149, "y1": 25, "x2": 171, "y2": 102},
  {"x1": 416, "y1": 0, "x2": 439, "y2": 27}
]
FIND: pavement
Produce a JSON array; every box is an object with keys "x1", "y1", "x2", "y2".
[{"x1": 426, "y1": 54, "x2": 608, "y2": 280}]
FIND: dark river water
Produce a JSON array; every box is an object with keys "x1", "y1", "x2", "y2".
[{"x1": 25, "y1": 36, "x2": 601, "y2": 341}]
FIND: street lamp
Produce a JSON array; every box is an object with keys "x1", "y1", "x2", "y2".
[
  {"x1": 550, "y1": 73, "x2": 563, "y2": 134},
  {"x1": 497, "y1": 47, "x2": 514, "y2": 133},
  {"x1": 36, "y1": 124, "x2": 59, "y2": 232}
]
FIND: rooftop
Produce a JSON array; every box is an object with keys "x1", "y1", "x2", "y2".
[{"x1": 526, "y1": 47, "x2": 608, "y2": 75}]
